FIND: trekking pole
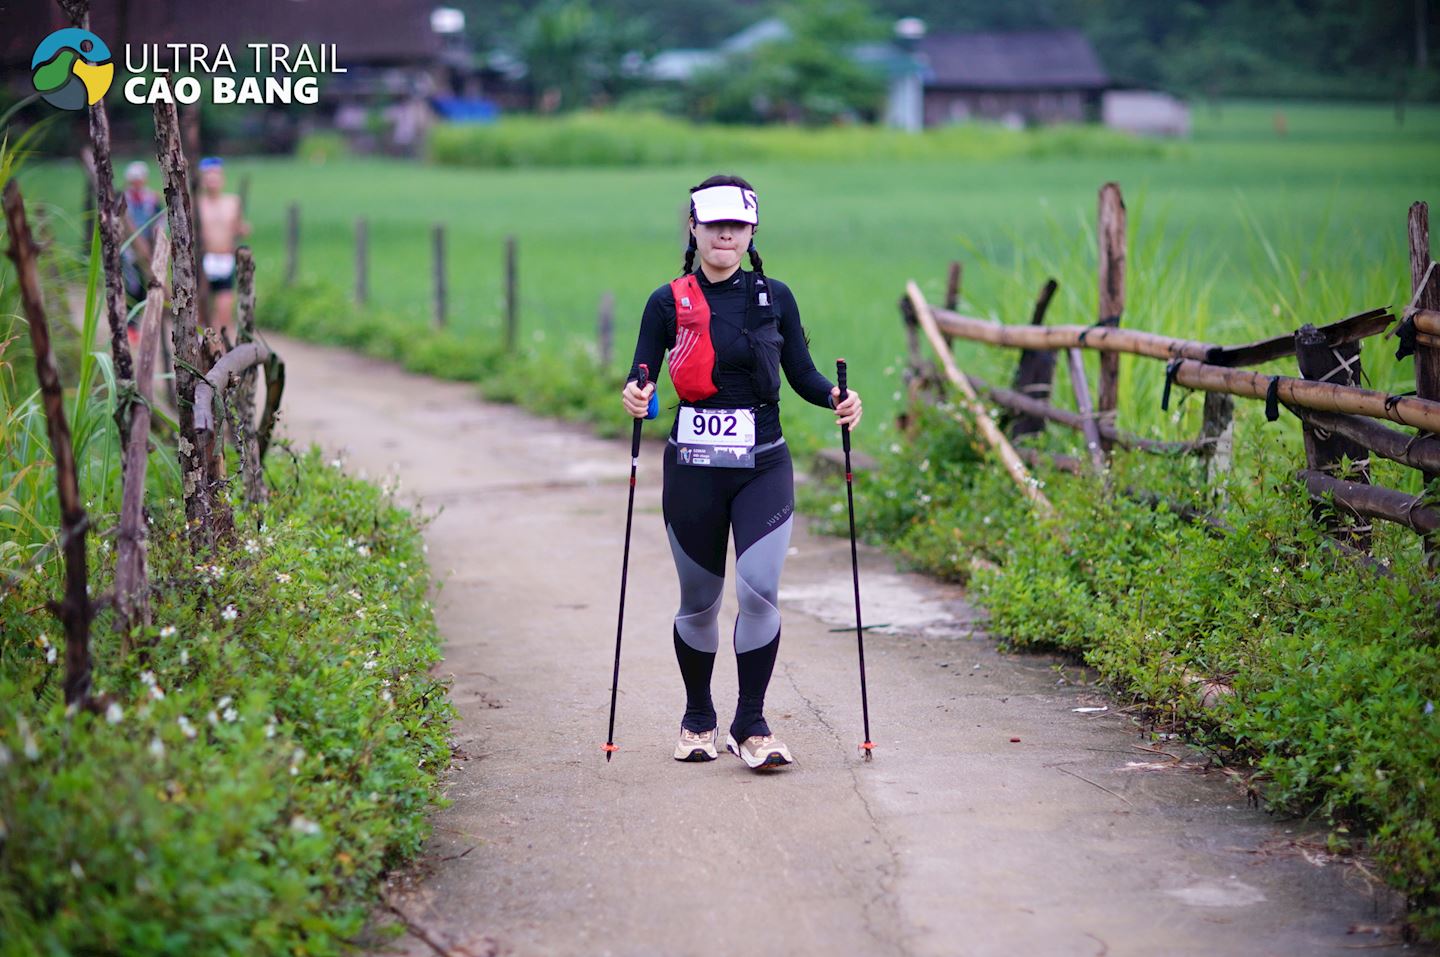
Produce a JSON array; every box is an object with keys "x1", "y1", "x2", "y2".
[
  {"x1": 836, "y1": 359, "x2": 875, "y2": 760},
  {"x1": 604, "y1": 364, "x2": 655, "y2": 760}
]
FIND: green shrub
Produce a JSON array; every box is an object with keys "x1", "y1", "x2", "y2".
[
  {"x1": 806, "y1": 403, "x2": 1440, "y2": 939},
  {"x1": 0, "y1": 447, "x2": 456, "y2": 956},
  {"x1": 426, "y1": 111, "x2": 1177, "y2": 169}
]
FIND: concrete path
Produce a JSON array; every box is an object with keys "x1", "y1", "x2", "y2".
[{"x1": 267, "y1": 334, "x2": 1421, "y2": 957}]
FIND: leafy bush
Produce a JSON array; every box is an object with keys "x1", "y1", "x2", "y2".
[
  {"x1": 426, "y1": 110, "x2": 1176, "y2": 169},
  {"x1": 805, "y1": 401, "x2": 1440, "y2": 940},
  {"x1": 0, "y1": 446, "x2": 456, "y2": 956}
]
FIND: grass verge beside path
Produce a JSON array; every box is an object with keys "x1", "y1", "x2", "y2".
[
  {"x1": 0, "y1": 446, "x2": 456, "y2": 957},
  {"x1": 799, "y1": 402, "x2": 1440, "y2": 943}
]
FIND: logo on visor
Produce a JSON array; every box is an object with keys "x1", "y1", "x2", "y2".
[{"x1": 742, "y1": 190, "x2": 756, "y2": 210}]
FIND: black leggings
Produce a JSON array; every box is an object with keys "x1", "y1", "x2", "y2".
[{"x1": 663, "y1": 440, "x2": 794, "y2": 740}]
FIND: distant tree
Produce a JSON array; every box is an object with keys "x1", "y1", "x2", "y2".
[
  {"x1": 516, "y1": 0, "x2": 654, "y2": 110},
  {"x1": 687, "y1": 0, "x2": 889, "y2": 124}
]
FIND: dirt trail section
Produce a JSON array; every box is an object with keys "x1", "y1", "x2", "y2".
[{"x1": 267, "y1": 333, "x2": 1421, "y2": 957}]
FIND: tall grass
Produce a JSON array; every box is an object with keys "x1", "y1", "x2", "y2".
[{"x1": 0, "y1": 133, "x2": 179, "y2": 593}]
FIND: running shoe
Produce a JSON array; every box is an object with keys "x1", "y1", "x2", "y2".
[
  {"x1": 674, "y1": 726, "x2": 718, "y2": 762},
  {"x1": 725, "y1": 732, "x2": 793, "y2": 769}
]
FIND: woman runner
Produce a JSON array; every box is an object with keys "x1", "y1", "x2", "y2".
[{"x1": 621, "y1": 174, "x2": 863, "y2": 769}]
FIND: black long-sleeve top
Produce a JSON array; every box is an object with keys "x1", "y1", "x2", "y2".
[{"x1": 627, "y1": 268, "x2": 835, "y2": 445}]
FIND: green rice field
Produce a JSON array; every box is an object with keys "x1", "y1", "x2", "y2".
[{"x1": 15, "y1": 99, "x2": 1439, "y2": 457}]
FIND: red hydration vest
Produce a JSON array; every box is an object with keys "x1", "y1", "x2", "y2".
[{"x1": 667, "y1": 274, "x2": 718, "y2": 402}]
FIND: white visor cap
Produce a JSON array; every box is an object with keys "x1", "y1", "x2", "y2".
[{"x1": 691, "y1": 185, "x2": 758, "y2": 225}]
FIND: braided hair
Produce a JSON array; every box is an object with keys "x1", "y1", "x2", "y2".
[{"x1": 681, "y1": 173, "x2": 763, "y2": 278}]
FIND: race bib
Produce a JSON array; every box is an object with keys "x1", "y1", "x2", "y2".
[{"x1": 677, "y1": 407, "x2": 756, "y2": 468}]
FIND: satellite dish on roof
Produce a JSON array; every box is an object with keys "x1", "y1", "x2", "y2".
[
  {"x1": 431, "y1": 7, "x2": 465, "y2": 34},
  {"x1": 894, "y1": 18, "x2": 927, "y2": 42}
]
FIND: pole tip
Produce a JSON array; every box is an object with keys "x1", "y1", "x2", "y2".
[
  {"x1": 602, "y1": 743, "x2": 618, "y2": 760},
  {"x1": 859, "y1": 741, "x2": 875, "y2": 761}
]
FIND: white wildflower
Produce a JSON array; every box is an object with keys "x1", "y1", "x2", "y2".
[
  {"x1": 105, "y1": 702, "x2": 123, "y2": 724},
  {"x1": 217, "y1": 695, "x2": 232, "y2": 710},
  {"x1": 356, "y1": 545, "x2": 371, "y2": 558},
  {"x1": 244, "y1": 538, "x2": 260, "y2": 555},
  {"x1": 222, "y1": 707, "x2": 238, "y2": 723},
  {"x1": 355, "y1": 607, "x2": 366, "y2": 620},
  {"x1": 159, "y1": 625, "x2": 177, "y2": 638},
  {"x1": 364, "y1": 658, "x2": 378, "y2": 670},
  {"x1": 149, "y1": 735, "x2": 165, "y2": 758},
  {"x1": 45, "y1": 644, "x2": 57, "y2": 665},
  {"x1": 347, "y1": 589, "x2": 362, "y2": 601},
  {"x1": 889, "y1": 443, "x2": 901, "y2": 454},
  {"x1": 149, "y1": 683, "x2": 166, "y2": 701},
  {"x1": 221, "y1": 605, "x2": 238, "y2": 621},
  {"x1": 919, "y1": 458, "x2": 930, "y2": 472},
  {"x1": 380, "y1": 689, "x2": 392, "y2": 702},
  {"x1": 264, "y1": 717, "x2": 278, "y2": 739},
  {"x1": 139, "y1": 670, "x2": 156, "y2": 687},
  {"x1": 177, "y1": 715, "x2": 197, "y2": 740},
  {"x1": 289, "y1": 815, "x2": 322, "y2": 836},
  {"x1": 70, "y1": 860, "x2": 84, "y2": 880},
  {"x1": 330, "y1": 458, "x2": 343, "y2": 469},
  {"x1": 206, "y1": 710, "x2": 219, "y2": 726},
  {"x1": 179, "y1": 649, "x2": 189, "y2": 666},
  {"x1": 275, "y1": 572, "x2": 292, "y2": 584}
]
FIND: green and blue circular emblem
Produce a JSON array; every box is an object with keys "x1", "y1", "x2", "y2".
[{"x1": 32, "y1": 28, "x2": 114, "y2": 110}]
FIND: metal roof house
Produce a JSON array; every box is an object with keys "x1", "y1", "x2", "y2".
[{"x1": 912, "y1": 29, "x2": 1111, "y2": 126}]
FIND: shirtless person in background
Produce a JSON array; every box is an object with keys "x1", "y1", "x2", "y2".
[{"x1": 197, "y1": 156, "x2": 250, "y2": 345}]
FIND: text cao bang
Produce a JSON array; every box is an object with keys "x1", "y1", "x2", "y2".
[{"x1": 122, "y1": 42, "x2": 346, "y2": 105}]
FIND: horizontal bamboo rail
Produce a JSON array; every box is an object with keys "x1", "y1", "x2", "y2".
[
  {"x1": 931, "y1": 305, "x2": 1394, "y2": 368},
  {"x1": 1288, "y1": 406, "x2": 1440, "y2": 474},
  {"x1": 968, "y1": 374, "x2": 1202, "y2": 455},
  {"x1": 1169, "y1": 359, "x2": 1440, "y2": 434},
  {"x1": 1299, "y1": 470, "x2": 1438, "y2": 535}
]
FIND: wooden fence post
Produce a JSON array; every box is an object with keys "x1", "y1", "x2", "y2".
[
  {"x1": 1064, "y1": 348, "x2": 1107, "y2": 476},
  {"x1": 432, "y1": 224, "x2": 447, "y2": 328},
  {"x1": 944, "y1": 261, "x2": 962, "y2": 311},
  {"x1": 1200, "y1": 392, "x2": 1234, "y2": 492},
  {"x1": 154, "y1": 99, "x2": 232, "y2": 551},
  {"x1": 597, "y1": 291, "x2": 614, "y2": 368},
  {"x1": 285, "y1": 202, "x2": 299, "y2": 285},
  {"x1": 3, "y1": 181, "x2": 95, "y2": 707},
  {"x1": 1409, "y1": 201, "x2": 1439, "y2": 561},
  {"x1": 1097, "y1": 183, "x2": 1126, "y2": 452},
  {"x1": 505, "y1": 234, "x2": 518, "y2": 351},
  {"x1": 115, "y1": 232, "x2": 172, "y2": 642},
  {"x1": 234, "y1": 246, "x2": 267, "y2": 504},
  {"x1": 1006, "y1": 278, "x2": 1058, "y2": 438},
  {"x1": 355, "y1": 217, "x2": 368, "y2": 305},
  {"x1": 1295, "y1": 323, "x2": 1372, "y2": 549}
]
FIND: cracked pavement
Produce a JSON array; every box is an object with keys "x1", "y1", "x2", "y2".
[{"x1": 267, "y1": 334, "x2": 1427, "y2": 957}]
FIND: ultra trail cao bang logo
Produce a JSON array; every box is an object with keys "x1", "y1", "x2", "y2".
[
  {"x1": 29, "y1": 28, "x2": 344, "y2": 108},
  {"x1": 31, "y1": 28, "x2": 114, "y2": 110}
]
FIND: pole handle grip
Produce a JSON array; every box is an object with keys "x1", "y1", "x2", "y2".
[{"x1": 836, "y1": 358, "x2": 848, "y2": 402}]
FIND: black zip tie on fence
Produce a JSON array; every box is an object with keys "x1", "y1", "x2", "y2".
[
  {"x1": 1160, "y1": 358, "x2": 1184, "y2": 411},
  {"x1": 1395, "y1": 314, "x2": 1418, "y2": 360},
  {"x1": 1384, "y1": 390, "x2": 1417, "y2": 414},
  {"x1": 1265, "y1": 376, "x2": 1281, "y2": 421}
]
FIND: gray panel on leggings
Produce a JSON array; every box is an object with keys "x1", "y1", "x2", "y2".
[
  {"x1": 666, "y1": 522, "x2": 724, "y2": 653},
  {"x1": 733, "y1": 515, "x2": 793, "y2": 654}
]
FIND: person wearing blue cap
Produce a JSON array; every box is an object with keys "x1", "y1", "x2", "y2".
[
  {"x1": 621, "y1": 174, "x2": 863, "y2": 770},
  {"x1": 197, "y1": 156, "x2": 250, "y2": 345}
]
